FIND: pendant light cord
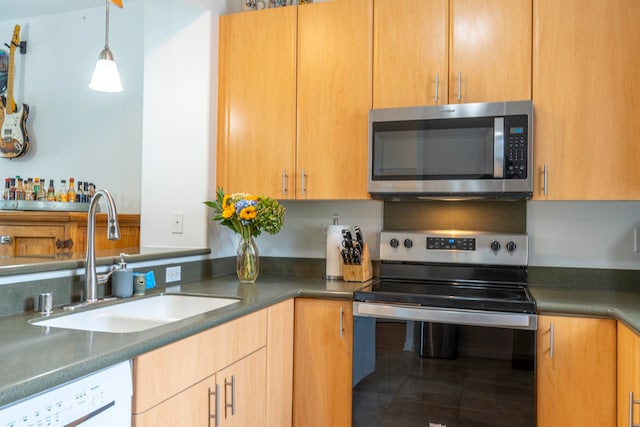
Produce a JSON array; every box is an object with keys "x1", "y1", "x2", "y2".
[{"x1": 104, "y1": 0, "x2": 110, "y2": 50}]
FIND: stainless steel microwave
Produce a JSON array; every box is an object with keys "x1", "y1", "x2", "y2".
[{"x1": 368, "y1": 100, "x2": 533, "y2": 200}]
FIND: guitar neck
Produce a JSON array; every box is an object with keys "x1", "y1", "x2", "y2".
[{"x1": 5, "y1": 26, "x2": 19, "y2": 114}]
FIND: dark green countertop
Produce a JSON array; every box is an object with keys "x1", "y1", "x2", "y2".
[
  {"x1": 530, "y1": 286, "x2": 640, "y2": 333},
  {"x1": 2, "y1": 266, "x2": 639, "y2": 410},
  {"x1": 0, "y1": 273, "x2": 369, "y2": 408}
]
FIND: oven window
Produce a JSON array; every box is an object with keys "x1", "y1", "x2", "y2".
[{"x1": 372, "y1": 117, "x2": 495, "y2": 180}]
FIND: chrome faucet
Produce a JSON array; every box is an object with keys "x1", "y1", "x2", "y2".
[{"x1": 84, "y1": 189, "x2": 121, "y2": 303}]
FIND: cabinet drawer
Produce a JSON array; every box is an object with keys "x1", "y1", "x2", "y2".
[{"x1": 132, "y1": 308, "x2": 267, "y2": 413}]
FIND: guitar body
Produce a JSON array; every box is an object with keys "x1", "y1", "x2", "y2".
[
  {"x1": 0, "y1": 98, "x2": 29, "y2": 158},
  {"x1": 0, "y1": 25, "x2": 30, "y2": 159}
]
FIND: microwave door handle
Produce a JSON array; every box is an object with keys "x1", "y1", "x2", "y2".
[
  {"x1": 493, "y1": 117, "x2": 505, "y2": 178},
  {"x1": 494, "y1": 117, "x2": 505, "y2": 178}
]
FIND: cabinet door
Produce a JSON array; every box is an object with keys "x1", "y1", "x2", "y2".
[
  {"x1": 0, "y1": 225, "x2": 67, "y2": 257},
  {"x1": 293, "y1": 298, "x2": 353, "y2": 427},
  {"x1": 217, "y1": 7, "x2": 297, "y2": 198},
  {"x1": 536, "y1": 315, "x2": 616, "y2": 427},
  {"x1": 133, "y1": 375, "x2": 215, "y2": 427},
  {"x1": 533, "y1": 0, "x2": 640, "y2": 200},
  {"x1": 618, "y1": 323, "x2": 640, "y2": 427},
  {"x1": 218, "y1": 348, "x2": 267, "y2": 427},
  {"x1": 373, "y1": 0, "x2": 448, "y2": 108},
  {"x1": 266, "y1": 300, "x2": 294, "y2": 427},
  {"x1": 297, "y1": 0, "x2": 372, "y2": 200},
  {"x1": 450, "y1": 0, "x2": 531, "y2": 103}
]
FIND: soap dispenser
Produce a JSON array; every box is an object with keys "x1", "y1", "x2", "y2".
[{"x1": 112, "y1": 253, "x2": 133, "y2": 298}]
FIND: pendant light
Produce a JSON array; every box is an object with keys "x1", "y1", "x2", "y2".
[{"x1": 89, "y1": 0, "x2": 123, "y2": 93}]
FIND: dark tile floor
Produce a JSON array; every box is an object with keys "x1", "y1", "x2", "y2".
[{"x1": 352, "y1": 323, "x2": 534, "y2": 427}]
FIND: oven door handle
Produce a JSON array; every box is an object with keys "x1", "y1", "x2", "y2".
[{"x1": 353, "y1": 302, "x2": 537, "y2": 331}]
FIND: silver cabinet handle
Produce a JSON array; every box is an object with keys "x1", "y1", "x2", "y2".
[
  {"x1": 457, "y1": 71, "x2": 462, "y2": 102},
  {"x1": 209, "y1": 384, "x2": 219, "y2": 427},
  {"x1": 543, "y1": 164, "x2": 549, "y2": 196},
  {"x1": 630, "y1": 391, "x2": 640, "y2": 427},
  {"x1": 549, "y1": 322, "x2": 554, "y2": 359},
  {"x1": 0, "y1": 235, "x2": 12, "y2": 244},
  {"x1": 300, "y1": 168, "x2": 306, "y2": 196},
  {"x1": 282, "y1": 169, "x2": 288, "y2": 196},
  {"x1": 339, "y1": 306, "x2": 344, "y2": 339},
  {"x1": 225, "y1": 375, "x2": 236, "y2": 417},
  {"x1": 434, "y1": 73, "x2": 439, "y2": 103}
]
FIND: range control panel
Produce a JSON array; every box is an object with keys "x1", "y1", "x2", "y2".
[{"x1": 381, "y1": 230, "x2": 528, "y2": 266}]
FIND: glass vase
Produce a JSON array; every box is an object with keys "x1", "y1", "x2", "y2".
[{"x1": 236, "y1": 236, "x2": 259, "y2": 283}]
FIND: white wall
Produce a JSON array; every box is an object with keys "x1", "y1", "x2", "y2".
[
  {"x1": 0, "y1": 4, "x2": 144, "y2": 212},
  {"x1": 139, "y1": 0, "x2": 225, "y2": 249},
  {"x1": 527, "y1": 201, "x2": 640, "y2": 269}
]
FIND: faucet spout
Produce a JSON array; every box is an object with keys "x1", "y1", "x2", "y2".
[{"x1": 85, "y1": 189, "x2": 121, "y2": 303}]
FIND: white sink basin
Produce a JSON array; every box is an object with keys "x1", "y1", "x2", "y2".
[{"x1": 31, "y1": 294, "x2": 240, "y2": 333}]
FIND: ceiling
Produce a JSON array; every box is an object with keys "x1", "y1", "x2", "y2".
[{"x1": 0, "y1": 0, "x2": 136, "y2": 21}]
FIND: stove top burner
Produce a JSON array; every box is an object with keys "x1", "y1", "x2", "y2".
[{"x1": 353, "y1": 280, "x2": 536, "y2": 314}]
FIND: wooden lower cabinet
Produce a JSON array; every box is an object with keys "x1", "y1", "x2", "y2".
[
  {"x1": 618, "y1": 322, "x2": 640, "y2": 427},
  {"x1": 132, "y1": 301, "x2": 294, "y2": 427},
  {"x1": 0, "y1": 212, "x2": 139, "y2": 257},
  {"x1": 293, "y1": 298, "x2": 353, "y2": 427},
  {"x1": 536, "y1": 315, "x2": 616, "y2": 427}
]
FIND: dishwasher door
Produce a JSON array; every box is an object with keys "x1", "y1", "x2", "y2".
[{"x1": 0, "y1": 360, "x2": 132, "y2": 426}]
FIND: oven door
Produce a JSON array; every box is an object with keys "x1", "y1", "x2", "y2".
[{"x1": 352, "y1": 302, "x2": 536, "y2": 427}]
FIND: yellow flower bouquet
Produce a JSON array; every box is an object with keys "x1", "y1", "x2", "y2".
[{"x1": 205, "y1": 187, "x2": 285, "y2": 282}]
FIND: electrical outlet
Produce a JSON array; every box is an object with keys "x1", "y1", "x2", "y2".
[
  {"x1": 166, "y1": 266, "x2": 181, "y2": 283},
  {"x1": 171, "y1": 213, "x2": 184, "y2": 234}
]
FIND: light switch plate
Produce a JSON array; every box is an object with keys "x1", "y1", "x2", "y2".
[{"x1": 171, "y1": 213, "x2": 184, "y2": 234}]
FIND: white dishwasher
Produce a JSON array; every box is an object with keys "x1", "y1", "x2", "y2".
[{"x1": 0, "y1": 361, "x2": 132, "y2": 427}]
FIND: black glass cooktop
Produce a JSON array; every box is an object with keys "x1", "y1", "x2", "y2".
[{"x1": 353, "y1": 280, "x2": 536, "y2": 314}]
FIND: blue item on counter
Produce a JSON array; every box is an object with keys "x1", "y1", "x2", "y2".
[{"x1": 145, "y1": 271, "x2": 156, "y2": 289}]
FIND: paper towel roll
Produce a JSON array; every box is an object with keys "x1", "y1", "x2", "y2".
[{"x1": 325, "y1": 224, "x2": 347, "y2": 279}]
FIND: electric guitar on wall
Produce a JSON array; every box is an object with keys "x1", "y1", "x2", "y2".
[{"x1": 0, "y1": 25, "x2": 30, "y2": 159}]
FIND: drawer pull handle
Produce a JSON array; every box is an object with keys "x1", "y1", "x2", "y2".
[
  {"x1": 629, "y1": 391, "x2": 640, "y2": 427},
  {"x1": 225, "y1": 375, "x2": 236, "y2": 417},
  {"x1": 209, "y1": 384, "x2": 220, "y2": 427},
  {"x1": 0, "y1": 235, "x2": 12, "y2": 244}
]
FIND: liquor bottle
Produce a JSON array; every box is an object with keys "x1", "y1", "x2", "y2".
[
  {"x1": 8, "y1": 178, "x2": 16, "y2": 201},
  {"x1": 76, "y1": 180, "x2": 83, "y2": 203},
  {"x1": 67, "y1": 178, "x2": 76, "y2": 203},
  {"x1": 57, "y1": 180, "x2": 68, "y2": 202},
  {"x1": 25, "y1": 178, "x2": 34, "y2": 201},
  {"x1": 47, "y1": 179, "x2": 56, "y2": 201},
  {"x1": 83, "y1": 182, "x2": 89, "y2": 203},
  {"x1": 15, "y1": 177, "x2": 24, "y2": 200},
  {"x1": 36, "y1": 178, "x2": 47, "y2": 201},
  {"x1": 2, "y1": 178, "x2": 9, "y2": 200}
]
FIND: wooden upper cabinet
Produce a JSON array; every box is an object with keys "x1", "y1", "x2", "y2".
[
  {"x1": 373, "y1": 0, "x2": 448, "y2": 108},
  {"x1": 533, "y1": 0, "x2": 640, "y2": 200},
  {"x1": 373, "y1": 0, "x2": 531, "y2": 109},
  {"x1": 296, "y1": 0, "x2": 372, "y2": 199},
  {"x1": 618, "y1": 323, "x2": 640, "y2": 427},
  {"x1": 217, "y1": 7, "x2": 297, "y2": 198},
  {"x1": 450, "y1": 0, "x2": 532, "y2": 104}
]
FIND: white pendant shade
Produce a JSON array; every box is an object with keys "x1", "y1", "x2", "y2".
[
  {"x1": 89, "y1": 57, "x2": 123, "y2": 93},
  {"x1": 89, "y1": 0, "x2": 123, "y2": 93}
]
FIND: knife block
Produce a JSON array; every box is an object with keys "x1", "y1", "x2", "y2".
[{"x1": 341, "y1": 243, "x2": 373, "y2": 282}]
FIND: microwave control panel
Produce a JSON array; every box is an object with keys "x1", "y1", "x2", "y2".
[{"x1": 504, "y1": 115, "x2": 528, "y2": 179}]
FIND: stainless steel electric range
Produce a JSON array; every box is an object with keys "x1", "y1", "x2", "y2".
[{"x1": 352, "y1": 230, "x2": 536, "y2": 427}]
